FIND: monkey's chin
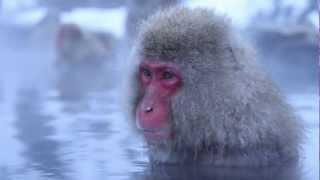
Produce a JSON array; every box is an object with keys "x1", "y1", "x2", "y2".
[{"x1": 141, "y1": 129, "x2": 172, "y2": 141}]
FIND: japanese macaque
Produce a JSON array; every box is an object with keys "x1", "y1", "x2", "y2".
[
  {"x1": 55, "y1": 24, "x2": 117, "y2": 99},
  {"x1": 129, "y1": 7, "x2": 303, "y2": 166},
  {"x1": 56, "y1": 23, "x2": 116, "y2": 66}
]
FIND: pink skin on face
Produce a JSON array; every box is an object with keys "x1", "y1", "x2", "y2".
[{"x1": 136, "y1": 60, "x2": 182, "y2": 140}]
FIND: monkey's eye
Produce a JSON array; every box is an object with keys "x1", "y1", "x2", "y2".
[
  {"x1": 141, "y1": 68, "x2": 152, "y2": 78},
  {"x1": 162, "y1": 71, "x2": 174, "y2": 80}
]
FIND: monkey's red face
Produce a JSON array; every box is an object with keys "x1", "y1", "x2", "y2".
[{"x1": 136, "y1": 60, "x2": 182, "y2": 141}]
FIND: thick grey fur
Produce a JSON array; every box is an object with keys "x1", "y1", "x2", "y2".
[
  {"x1": 129, "y1": 7, "x2": 303, "y2": 167},
  {"x1": 126, "y1": 0, "x2": 180, "y2": 43}
]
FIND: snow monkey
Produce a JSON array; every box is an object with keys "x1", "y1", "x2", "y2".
[
  {"x1": 129, "y1": 7, "x2": 303, "y2": 167},
  {"x1": 55, "y1": 24, "x2": 117, "y2": 99}
]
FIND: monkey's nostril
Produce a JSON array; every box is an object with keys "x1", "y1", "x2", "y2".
[{"x1": 145, "y1": 107, "x2": 153, "y2": 113}]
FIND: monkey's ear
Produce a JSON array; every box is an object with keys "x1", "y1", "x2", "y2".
[{"x1": 56, "y1": 24, "x2": 83, "y2": 50}]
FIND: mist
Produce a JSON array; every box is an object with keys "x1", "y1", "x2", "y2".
[{"x1": 0, "y1": 0, "x2": 318, "y2": 180}]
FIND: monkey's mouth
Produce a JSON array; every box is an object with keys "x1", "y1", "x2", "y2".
[
  {"x1": 140, "y1": 128, "x2": 172, "y2": 140},
  {"x1": 135, "y1": 119, "x2": 172, "y2": 140}
]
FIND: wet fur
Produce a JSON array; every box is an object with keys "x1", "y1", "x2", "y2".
[{"x1": 129, "y1": 7, "x2": 303, "y2": 167}]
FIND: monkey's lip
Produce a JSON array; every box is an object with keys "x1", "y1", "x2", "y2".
[{"x1": 140, "y1": 128, "x2": 171, "y2": 140}]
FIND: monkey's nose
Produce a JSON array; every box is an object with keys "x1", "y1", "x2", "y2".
[{"x1": 145, "y1": 106, "x2": 153, "y2": 113}]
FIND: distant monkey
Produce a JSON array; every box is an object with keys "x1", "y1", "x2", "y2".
[
  {"x1": 55, "y1": 24, "x2": 117, "y2": 99},
  {"x1": 56, "y1": 24, "x2": 116, "y2": 66}
]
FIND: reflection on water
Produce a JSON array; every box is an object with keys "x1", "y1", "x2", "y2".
[
  {"x1": 14, "y1": 88, "x2": 67, "y2": 179},
  {"x1": 132, "y1": 163, "x2": 302, "y2": 180}
]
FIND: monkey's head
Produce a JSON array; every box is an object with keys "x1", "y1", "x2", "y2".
[
  {"x1": 131, "y1": 6, "x2": 301, "y2": 162},
  {"x1": 56, "y1": 24, "x2": 115, "y2": 66},
  {"x1": 132, "y1": 7, "x2": 239, "y2": 145}
]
